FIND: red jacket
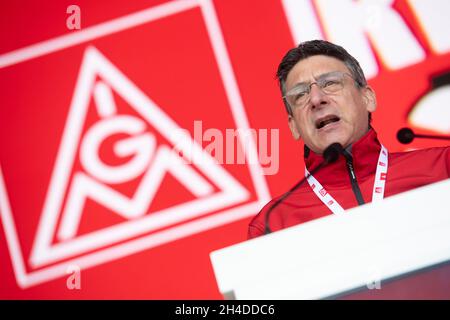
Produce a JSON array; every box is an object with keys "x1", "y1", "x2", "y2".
[{"x1": 248, "y1": 129, "x2": 450, "y2": 239}]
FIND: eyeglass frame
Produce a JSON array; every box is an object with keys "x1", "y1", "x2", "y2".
[{"x1": 282, "y1": 71, "x2": 361, "y2": 111}]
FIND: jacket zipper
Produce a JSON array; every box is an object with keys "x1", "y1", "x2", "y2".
[{"x1": 344, "y1": 155, "x2": 365, "y2": 205}]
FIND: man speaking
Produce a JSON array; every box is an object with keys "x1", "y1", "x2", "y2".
[{"x1": 248, "y1": 40, "x2": 450, "y2": 238}]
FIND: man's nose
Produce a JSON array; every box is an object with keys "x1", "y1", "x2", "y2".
[{"x1": 309, "y1": 83, "x2": 329, "y2": 108}]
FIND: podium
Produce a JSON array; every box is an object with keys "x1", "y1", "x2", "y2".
[{"x1": 210, "y1": 179, "x2": 450, "y2": 299}]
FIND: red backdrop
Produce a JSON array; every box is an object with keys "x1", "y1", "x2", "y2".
[{"x1": 1, "y1": 0, "x2": 449, "y2": 299}]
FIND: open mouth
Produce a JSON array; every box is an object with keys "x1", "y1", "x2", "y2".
[{"x1": 315, "y1": 115, "x2": 340, "y2": 129}]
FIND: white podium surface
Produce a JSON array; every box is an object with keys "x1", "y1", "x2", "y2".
[{"x1": 210, "y1": 179, "x2": 450, "y2": 300}]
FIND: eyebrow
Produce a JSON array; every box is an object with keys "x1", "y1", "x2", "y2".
[{"x1": 288, "y1": 71, "x2": 342, "y2": 91}]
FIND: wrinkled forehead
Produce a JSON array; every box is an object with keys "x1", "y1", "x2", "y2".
[{"x1": 285, "y1": 55, "x2": 351, "y2": 90}]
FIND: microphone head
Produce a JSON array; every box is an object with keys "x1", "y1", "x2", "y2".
[
  {"x1": 397, "y1": 127, "x2": 415, "y2": 144},
  {"x1": 323, "y1": 142, "x2": 344, "y2": 164}
]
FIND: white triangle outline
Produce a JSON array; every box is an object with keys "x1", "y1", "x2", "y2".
[
  {"x1": 29, "y1": 46, "x2": 250, "y2": 267},
  {"x1": 56, "y1": 81, "x2": 223, "y2": 241}
]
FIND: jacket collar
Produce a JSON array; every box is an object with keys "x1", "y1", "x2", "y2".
[{"x1": 304, "y1": 128, "x2": 382, "y2": 185}]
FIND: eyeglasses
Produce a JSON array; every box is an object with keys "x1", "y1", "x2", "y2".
[{"x1": 283, "y1": 71, "x2": 357, "y2": 110}]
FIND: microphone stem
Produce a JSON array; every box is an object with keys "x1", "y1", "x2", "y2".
[
  {"x1": 415, "y1": 134, "x2": 450, "y2": 141},
  {"x1": 263, "y1": 142, "x2": 343, "y2": 235}
]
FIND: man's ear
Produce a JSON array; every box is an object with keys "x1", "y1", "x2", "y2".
[
  {"x1": 363, "y1": 86, "x2": 377, "y2": 112},
  {"x1": 288, "y1": 116, "x2": 301, "y2": 140}
]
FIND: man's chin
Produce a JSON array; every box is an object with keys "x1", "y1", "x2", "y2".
[
  {"x1": 317, "y1": 137, "x2": 349, "y2": 154},
  {"x1": 315, "y1": 128, "x2": 350, "y2": 150}
]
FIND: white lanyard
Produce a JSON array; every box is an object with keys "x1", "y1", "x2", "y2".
[{"x1": 305, "y1": 145, "x2": 388, "y2": 215}]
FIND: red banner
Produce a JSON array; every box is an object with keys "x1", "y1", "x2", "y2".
[{"x1": 1, "y1": 0, "x2": 449, "y2": 299}]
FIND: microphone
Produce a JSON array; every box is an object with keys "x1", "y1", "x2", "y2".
[
  {"x1": 264, "y1": 143, "x2": 344, "y2": 235},
  {"x1": 397, "y1": 127, "x2": 450, "y2": 144}
]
